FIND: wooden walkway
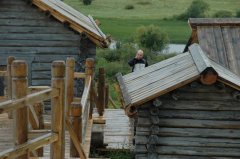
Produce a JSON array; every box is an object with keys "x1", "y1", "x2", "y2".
[
  {"x1": 102, "y1": 109, "x2": 134, "y2": 150},
  {"x1": 0, "y1": 109, "x2": 133, "y2": 158}
]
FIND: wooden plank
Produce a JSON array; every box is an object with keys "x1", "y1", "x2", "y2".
[
  {"x1": 230, "y1": 27, "x2": 240, "y2": 76},
  {"x1": 135, "y1": 136, "x2": 240, "y2": 148},
  {"x1": 189, "y1": 43, "x2": 211, "y2": 72},
  {"x1": 0, "y1": 26, "x2": 73, "y2": 34},
  {"x1": 138, "y1": 117, "x2": 240, "y2": 129},
  {"x1": 135, "y1": 145, "x2": 240, "y2": 156},
  {"x1": 0, "y1": 40, "x2": 79, "y2": 47},
  {"x1": 65, "y1": 119, "x2": 87, "y2": 159},
  {"x1": 222, "y1": 27, "x2": 239, "y2": 75},
  {"x1": 131, "y1": 65, "x2": 199, "y2": 103},
  {"x1": 123, "y1": 53, "x2": 189, "y2": 82},
  {"x1": 157, "y1": 100, "x2": 240, "y2": 111},
  {"x1": 0, "y1": 88, "x2": 59, "y2": 114},
  {"x1": 136, "y1": 127, "x2": 240, "y2": 138},
  {"x1": 0, "y1": 33, "x2": 80, "y2": 41},
  {"x1": 213, "y1": 26, "x2": 229, "y2": 68},
  {"x1": 116, "y1": 73, "x2": 132, "y2": 107},
  {"x1": 189, "y1": 18, "x2": 240, "y2": 29},
  {"x1": 126, "y1": 54, "x2": 193, "y2": 92},
  {"x1": 0, "y1": 133, "x2": 58, "y2": 159},
  {"x1": 138, "y1": 109, "x2": 240, "y2": 120}
]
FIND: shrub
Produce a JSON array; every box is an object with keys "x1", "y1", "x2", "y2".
[
  {"x1": 134, "y1": 25, "x2": 169, "y2": 52},
  {"x1": 236, "y1": 10, "x2": 240, "y2": 17},
  {"x1": 213, "y1": 10, "x2": 233, "y2": 18},
  {"x1": 83, "y1": 0, "x2": 92, "y2": 5},
  {"x1": 177, "y1": 0, "x2": 209, "y2": 20},
  {"x1": 125, "y1": 4, "x2": 134, "y2": 10}
]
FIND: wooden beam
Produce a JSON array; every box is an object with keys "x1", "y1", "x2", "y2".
[
  {"x1": 115, "y1": 73, "x2": 131, "y2": 107},
  {"x1": 66, "y1": 57, "x2": 75, "y2": 117},
  {"x1": 0, "y1": 88, "x2": 59, "y2": 114},
  {"x1": 0, "y1": 133, "x2": 58, "y2": 159},
  {"x1": 51, "y1": 61, "x2": 65, "y2": 159},
  {"x1": 97, "y1": 68, "x2": 105, "y2": 116},
  {"x1": 70, "y1": 102, "x2": 82, "y2": 157},
  {"x1": 65, "y1": 119, "x2": 87, "y2": 159},
  {"x1": 11, "y1": 60, "x2": 28, "y2": 159},
  {"x1": 74, "y1": 72, "x2": 86, "y2": 79}
]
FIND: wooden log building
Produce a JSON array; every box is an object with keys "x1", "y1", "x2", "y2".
[
  {"x1": 0, "y1": 0, "x2": 109, "y2": 92},
  {"x1": 117, "y1": 18, "x2": 240, "y2": 159}
]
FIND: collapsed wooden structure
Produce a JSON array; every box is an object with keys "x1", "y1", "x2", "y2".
[
  {"x1": 116, "y1": 18, "x2": 240, "y2": 158},
  {"x1": 0, "y1": 0, "x2": 109, "y2": 90}
]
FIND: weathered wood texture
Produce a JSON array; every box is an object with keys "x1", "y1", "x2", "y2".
[
  {"x1": 135, "y1": 82, "x2": 240, "y2": 158},
  {"x1": 0, "y1": 0, "x2": 96, "y2": 94},
  {"x1": 187, "y1": 19, "x2": 240, "y2": 76}
]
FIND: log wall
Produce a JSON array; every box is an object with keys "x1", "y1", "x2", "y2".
[
  {"x1": 0, "y1": 0, "x2": 96, "y2": 98},
  {"x1": 135, "y1": 81, "x2": 240, "y2": 159}
]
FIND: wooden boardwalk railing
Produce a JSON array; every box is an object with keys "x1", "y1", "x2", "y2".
[
  {"x1": 0, "y1": 56, "x2": 108, "y2": 159},
  {"x1": 0, "y1": 60, "x2": 65, "y2": 159}
]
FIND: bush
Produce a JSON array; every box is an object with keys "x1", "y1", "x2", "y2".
[
  {"x1": 213, "y1": 10, "x2": 233, "y2": 18},
  {"x1": 125, "y1": 4, "x2": 134, "y2": 10},
  {"x1": 83, "y1": 0, "x2": 92, "y2": 5},
  {"x1": 177, "y1": 0, "x2": 209, "y2": 20},
  {"x1": 134, "y1": 25, "x2": 169, "y2": 52},
  {"x1": 236, "y1": 10, "x2": 240, "y2": 17}
]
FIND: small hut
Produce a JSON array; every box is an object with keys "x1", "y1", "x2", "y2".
[
  {"x1": 117, "y1": 42, "x2": 240, "y2": 158},
  {"x1": 0, "y1": 0, "x2": 109, "y2": 88}
]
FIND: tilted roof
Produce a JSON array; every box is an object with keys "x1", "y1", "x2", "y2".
[
  {"x1": 185, "y1": 18, "x2": 240, "y2": 75},
  {"x1": 32, "y1": 0, "x2": 110, "y2": 48},
  {"x1": 117, "y1": 44, "x2": 240, "y2": 108}
]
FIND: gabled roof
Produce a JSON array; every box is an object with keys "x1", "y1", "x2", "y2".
[
  {"x1": 32, "y1": 0, "x2": 110, "y2": 48},
  {"x1": 117, "y1": 44, "x2": 240, "y2": 109},
  {"x1": 185, "y1": 18, "x2": 240, "y2": 75}
]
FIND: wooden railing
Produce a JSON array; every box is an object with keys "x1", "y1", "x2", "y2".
[
  {"x1": 65, "y1": 57, "x2": 97, "y2": 158},
  {"x1": 0, "y1": 57, "x2": 108, "y2": 159},
  {"x1": 0, "y1": 60, "x2": 66, "y2": 159}
]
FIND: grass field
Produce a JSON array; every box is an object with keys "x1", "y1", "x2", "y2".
[{"x1": 64, "y1": 0, "x2": 240, "y2": 43}]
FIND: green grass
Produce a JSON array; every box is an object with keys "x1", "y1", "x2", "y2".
[
  {"x1": 64, "y1": 0, "x2": 240, "y2": 43},
  {"x1": 99, "y1": 18, "x2": 191, "y2": 43}
]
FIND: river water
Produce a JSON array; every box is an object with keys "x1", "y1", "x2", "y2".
[{"x1": 109, "y1": 42, "x2": 186, "y2": 54}]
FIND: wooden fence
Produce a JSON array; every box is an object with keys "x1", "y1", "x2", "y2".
[{"x1": 0, "y1": 57, "x2": 107, "y2": 159}]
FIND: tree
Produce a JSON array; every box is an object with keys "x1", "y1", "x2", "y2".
[
  {"x1": 83, "y1": 0, "x2": 92, "y2": 5},
  {"x1": 134, "y1": 25, "x2": 169, "y2": 52},
  {"x1": 177, "y1": 0, "x2": 209, "y2": 20}
]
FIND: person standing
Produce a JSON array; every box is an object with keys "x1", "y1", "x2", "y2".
[{"x1": 128, "y1": 49, "x2": 148, "y2": 72}]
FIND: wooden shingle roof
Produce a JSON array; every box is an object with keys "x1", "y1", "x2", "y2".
[
  {"x1": 32, "y1": 0, "x2": 110, "y2": 48},
  {"x1": 117, "y1": 44, "x2": 240, "y2": 109},
  {"x1": 185, "y1": 18, "x2": 240, "y2": 75}
]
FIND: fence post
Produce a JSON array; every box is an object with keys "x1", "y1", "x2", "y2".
[
  {"x1": 51, "y1": 61, "x2": 65, "y2": 159},
  {"x1": 85, "y1": 58, "x2": 94, "y2": 119},
  {"x1": 66, "y1": 57, "x2": 75, "y2": 117},
  {"x1": 70, "y1": 102, "x2": 82, "y2": 157},
  {"x1": 7, "y1": 56, "x2": 15, "y2": 119},
  {"x1": 11, "y1": 60, "x2": 28, "y2": 159},
  {"x1": 105, "y1": 84, "x2": 109, "y2": 109},
  {"x1": 97, "y1": 68, "x2": 105, "y2": 116}
]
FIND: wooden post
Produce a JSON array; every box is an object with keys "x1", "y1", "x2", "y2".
[
  {"x1": 85, "y1": 58, "x2": 94, "y2": 119},
  {"x1": 105, "y1": 84, "x2": 109, "y2": 109},
  {"x1": 11, "y1": 60, "x2": 28, "y2": 159},
  {"x1": 66, "y1": 57, "x2": 75, "y2": 117},
  {"x1": 30, "y1": 102, "x2": 44, "y2": 156},
  {"x1": 50, "y1": 61, "x2": 65, "y2": 159},
  {"x1": 70, "y1": 102, "x2": 82, "y2": 157},
  {"x1": 97, "y1": 68, "x2": 105, "y2": 116},
  {"x1": 7, "y1": 56, "x2": 15, "y2": 119}
]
